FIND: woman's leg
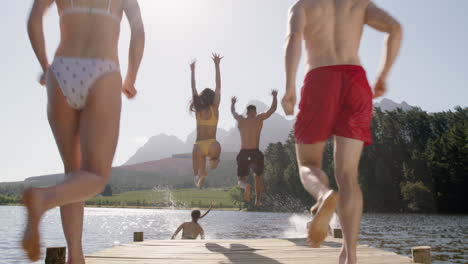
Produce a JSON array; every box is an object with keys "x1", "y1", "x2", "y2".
[
  {"x1": 208, "y1": 141, "x2": 221, "y2": 169},
  {"x1": 192, "y1": 144, "x2": 207, "y2": 188},
  {"x1": 22, "y1": 72, "x2": 122, "y2": 262}
]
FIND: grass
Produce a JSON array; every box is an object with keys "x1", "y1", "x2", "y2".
[{"x1": 86, "y1": 188, "x2": 237, "y2": 209}]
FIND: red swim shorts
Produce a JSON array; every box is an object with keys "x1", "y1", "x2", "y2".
[{"x1": 294, "y1": 65, "x2": 373, "y2": 146}]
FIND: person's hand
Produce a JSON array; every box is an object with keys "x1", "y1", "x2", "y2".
[
  {"x1": 212, "y1": 53, "x2": 223, "y2": 65},
  {"x1": 231, "y1": 96, "x2": 238, "y2": 105},
  {"x1": 190, "y1": 59, "x2": 196, "y2": 72},
  {"x1": 38, "y1": 65, "x2": 50, "y2": 86},
  {"x1": 122, "y1": 78, "x2": 137, "y2": 99},
  {"x1": 282, "y1": 90, "x2": 296, "y2": 116},
  {"x1": 271, "y1": 89, "x2": 278, "y2": 98},
  {"x1": 373, "y1": 76, "x2": 387, "y2": 99}
]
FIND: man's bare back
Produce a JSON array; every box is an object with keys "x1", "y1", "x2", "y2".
[
  {"x1": 231, "y1": 91, "x2": 278, "y2": 149},
  {"x1": 237, "y1": 117, "x2": 264, "y2": 149},
  {"x1": 293, "y1": 0, "x2": 373, "y2": 71}
]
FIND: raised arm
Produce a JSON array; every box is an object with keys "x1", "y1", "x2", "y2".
[
  {"x1": 212, "y1": 53, "x2": 223, "y2": 108},
  {"x1": 200, "y1": 202, "x2": 214, "y2": 219},
  {"x1": 365, "y1": 2, "x2": 403, "y2": 98},
  {"x1": 282, "y1": 3, "x2": 306, "y2": 115},
  {"x1": 259, "y1": 90, "x2": 278, "y2": 120},
  {"x1": 231, "y1": 96, "x2": 241, "y2": 121},
  {"x1": 190, "y1": 60, "x2": 198, "y2": 97},
  {"x1": 171, "y1": 223, "x2": 184, "y2": 240},
  {"x1": 122, "y1": 0, "x2": 146, "y2": 99},
  {"x1": 27, "y1": 0, "x2": 54, "y2": 86}
]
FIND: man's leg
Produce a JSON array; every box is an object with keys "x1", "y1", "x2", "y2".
[
  {"x1": 295, "y1": 142, "x2": 329, "y2": 201},
  {"x1": 334, "y1": 136, "x2": 364, "y2": 264},
  {"x1": 296, "y1": 143, "x2": 338, "y2": 247},
  {"x1": 238, "y1": 176, "x2": 251, "y2": 202},
  {"x1": 254, "y1": 174, "x2": 262, "y2": 206}
]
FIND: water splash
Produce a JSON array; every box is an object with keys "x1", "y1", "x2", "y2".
[
  {"x1": 282, "y1": 214, "x2": 310, "y2": 238},
  {"x1": 152, "y1": 185, "x2": 186, "y2": 209},
  {"x1": 282, "y1": 212, "x2": 341, "y2": 238}
]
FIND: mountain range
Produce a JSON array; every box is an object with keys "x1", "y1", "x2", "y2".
[
  {"x1": 125, "y1": 98, "x2": 414, "y2": 165},
  {"x1": 4, "y1": 98, "x2": 415, "y2": 192}
]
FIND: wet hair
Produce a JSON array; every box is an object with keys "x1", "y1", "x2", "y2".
[
  {"x1": 191, "y1": 209, "x2": 201, "y2": 222},
  {"x1": 246, "y1": 105, "x2": 257, "y2": 112},
  {"x1": 190, "y1": 88, "x2": 215, "y2": 112}
]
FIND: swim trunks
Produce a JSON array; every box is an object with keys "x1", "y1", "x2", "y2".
[
  {"x1": 236, "y1": 149, "x2": 264, "y2": 179},
  {"x1": 294, "y1": 65, "x2": 373, "y2": 145}
]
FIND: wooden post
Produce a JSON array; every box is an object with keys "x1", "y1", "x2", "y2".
[
  {"x1": 45, "y1": 247, "x2": 66, "y2": 264},
  {"x1": 134, "y1": 232, "x2": 144, "y2": 242},
  {"x1": 412, "y1": 246, "x2": 431, "y2": 264},
  {"x1": 333, "y1": 228, "x2": 343, "y2": 239}
]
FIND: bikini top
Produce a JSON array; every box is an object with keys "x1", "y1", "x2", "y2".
[
  {"x1": 60, "y1": 0, "x2": 120, "y2": 24},
  {"x1": 196, "y1": 106, "x2": 218, "y2": 127}
]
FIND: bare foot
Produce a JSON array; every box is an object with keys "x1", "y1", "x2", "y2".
[
  {"x1": 307, "y1": 190, "x2": 339, "y2": 248},
  {"x1": 339, "y1": 246, "x2": 347, "y2": 264},
  {"x1": 244, "y1": 184, "x2": 251, "y2": 202},
  {"x1": 22, "y1": 188, "x2": 45, "y2": 261},
  {"x1": 194, "y1": 176, "x2": 200, "y2": 187},
  {"x1": 197, "y1": 176, "x2": 206, "y2": 188},
  {"x1": 310, "y1": 203, "x2": 319, "y2": 216}
]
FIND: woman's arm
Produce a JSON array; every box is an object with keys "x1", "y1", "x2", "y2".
[
  {"x1": 200, "y1": 201, "x2": 214, "y2": 219},
  {"x1": 190, "y1": 60, "x2": 198, "y2": 97},
  {"x1": 27, "y1": 0, "x2": 54, "y2": 85},
  {"x1": 123, "y1": 0, "x2": 146, "y2": 99},
  {"x1": 212, "y1": 53, "x2": 223, "y2": 108},
  {"x1": 171, "y1": 223, "x2": 184, "y2": 240}
]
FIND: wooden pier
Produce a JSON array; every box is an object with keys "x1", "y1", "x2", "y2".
[{"x1": 84, "y1": 237, "x2": 413, "y2": 264}]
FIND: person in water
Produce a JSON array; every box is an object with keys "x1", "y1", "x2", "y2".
[
  {"x1": 190, "y1": 54, "x2": 223, "y2": 188},
  {"x1": 23, "y1": 0, "x2": 145, "y2": 262},
  {"x1": 230, "y1": 90, "x2": 278, "y2": 206},
  {"x1": 171, "y1": 204, "x2": 213, "y2": 240},
  {"x1": 282, "y1": 0, "x2": 402, "y2": 262}
]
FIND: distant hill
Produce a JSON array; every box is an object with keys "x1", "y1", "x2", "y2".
[
  {"x1": 124, "y1": 98, "x2": 414, "y2": 166},
  {"x1": 125, "y1": 100, "x2": 293, "y2": 165},
  {"x1": 374, "y1": 98, "x2": 414, "y2": 112},
  {"x1": 23, "y1": 152, "x2": 239, "y2": 194},
  {"x1": 2, "y1": 98, "x2": 416, "y2": 195}
]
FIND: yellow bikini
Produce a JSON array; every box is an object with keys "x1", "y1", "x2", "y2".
[{"x1": 195, "y1": 106, "x2": 218, "y2": 156}]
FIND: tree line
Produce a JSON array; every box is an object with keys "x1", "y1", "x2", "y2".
[{"x1": 259, "y1": 107, "x2": 467, "y2": 214}]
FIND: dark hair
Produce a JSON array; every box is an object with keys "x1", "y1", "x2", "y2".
[
  {"x1": 191, "y1": 209, "x2": 201, "y2": 222},
  {"x1": 190, "y1": 88, "x2": 215, "y2": 112},
  {"x1": 246, "y1": 105, "x2": 256, "y2": 112}
]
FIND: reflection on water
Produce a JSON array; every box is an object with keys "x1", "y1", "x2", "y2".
[{"x1": 1, "y1": 206, "x2": 466, "y2": 264}]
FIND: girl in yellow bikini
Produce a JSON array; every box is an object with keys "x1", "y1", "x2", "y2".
[{"x1": 189, "y1": 53, "x2": 223, "y2": 188}]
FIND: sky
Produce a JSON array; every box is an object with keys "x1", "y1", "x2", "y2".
[{"x1": 1, "y1": 0, "x2": 467, "y2": 182}]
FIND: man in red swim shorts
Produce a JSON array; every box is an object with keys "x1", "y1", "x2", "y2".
[{"x1": 282, "y1": 1, "x2": 402, "y2": 263}]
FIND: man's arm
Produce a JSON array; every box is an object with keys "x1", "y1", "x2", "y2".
[
  {"x1": 258, "y1": 90, "x2": 278, "y2": 120},
  {"x1": 27, "y1": 0, "x2": 54, "y2": 85},
  {"x1": 282, "y1": 3, "x2": 306, "y2": 115},
  {"x1": 231, "y1": 96, "x2": 241, "y2": 121},
  {"x1": 171, "y1": 223, "x2": 184, "y2": 240},
  {"x1": 123, "y1": 0, "x2": 146, "y2": 99},
  {"x1": 365, "y1": 2, "x2": 403, "y2": 98}
]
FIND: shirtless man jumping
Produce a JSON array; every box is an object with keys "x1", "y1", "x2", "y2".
[
  {"x1": 231, "y1": 90, "x2": 278, "y2": 206},
  {"x1": 281, "y1": 1, "x2": 402, "y2": 263}
]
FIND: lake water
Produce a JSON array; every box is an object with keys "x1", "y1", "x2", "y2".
[{"x1": 1, "y1": 206, "x2": 466, "y2": 264}]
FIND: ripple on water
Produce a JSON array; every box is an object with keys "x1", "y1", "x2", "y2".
[{"x1": 1, "y1": 207, "x2": 466, "y2": 264}]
